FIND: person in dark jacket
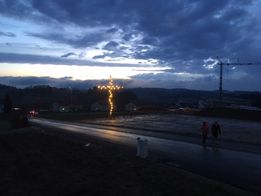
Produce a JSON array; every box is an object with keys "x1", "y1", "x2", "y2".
[
  {"x1": 201, "y1": 122, "x2": 209, "y2": 146},
  {"x1": 211, "y1": 121, "x2": 221, "y2": 145}
]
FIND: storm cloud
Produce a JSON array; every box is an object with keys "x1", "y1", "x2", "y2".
[
  {"x1": 61, "y1": 52, "x2": 76, "y2": 58},
  {"x1": 0, "y1": 31, "x2": 16, "y2": 37},
  {"x1": 0, "y1": 52, "x2": 151, "y2": 67},
  {"x1": 0, "y1": 0, "x2": 261, "y2": 90},
  {"x1": 1, "y1": 0, "x2": 260, "y2": 62}
]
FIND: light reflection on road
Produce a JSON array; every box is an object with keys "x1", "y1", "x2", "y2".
[{"x1": 30, "y1": 118, "x2": 261, "y2": 193}]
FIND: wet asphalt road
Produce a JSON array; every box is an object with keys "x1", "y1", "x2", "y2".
[{"x1": 30, "y1": 118, "x2": 261, "y2": 194}]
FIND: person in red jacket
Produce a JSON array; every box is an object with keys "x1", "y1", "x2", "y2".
[{"x1": 201, "y1": 121, "x2": 209, "y2": 146}]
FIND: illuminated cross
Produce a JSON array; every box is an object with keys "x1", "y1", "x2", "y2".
[{"x1": 98, "y1": 76, "x2": 123, "y2": 118}]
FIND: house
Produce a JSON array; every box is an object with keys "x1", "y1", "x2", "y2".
[
  {"x1": 70, "y1": 105, "x2": 83, "y2": 112},
  {"x1": 227, "y1": 105, "x2": 261, "y2": 111},
  {"x1": 91, "y1": 102, "x2": 107, "y2": 112},
  {"x1": 198, "y1": 100, "x2": 209, "y2": 109},
  {"x1": 125, "y1": 103, "x2": 137, "y2": 111},
  {"x1": 52, "y1": 102, "x2": 60, "y2": 112},
  {"x1": 198, "y1": 99, "x2": 222, "y2": 109}
]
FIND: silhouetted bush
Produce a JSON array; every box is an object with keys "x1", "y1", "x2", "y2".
[
  {"x1": 4, "y1": 95, "x2": 12, "y2": 113},
  {"x1": 9, "y1": 109, "x2": 29, "y2": 128}
]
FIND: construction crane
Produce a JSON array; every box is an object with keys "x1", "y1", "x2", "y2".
[{"x1": 216, "y1": 56, "x2": 261, "y2": 102}]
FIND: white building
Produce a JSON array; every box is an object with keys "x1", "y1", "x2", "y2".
[
  {"x1": 125, "y1": 103, "x2": 137, "y2": 111},
  {"x1": 91, "y1": 102, "x2": 107, "y2": 112}
]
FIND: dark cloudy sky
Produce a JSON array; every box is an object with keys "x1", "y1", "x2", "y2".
[{"x1": 0, "y1": 0, "x2": 261, "y2": 90}]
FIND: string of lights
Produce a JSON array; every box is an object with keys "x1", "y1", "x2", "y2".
[{"x1": 98, "y1": 76, "x2": 123, "y2": 118}]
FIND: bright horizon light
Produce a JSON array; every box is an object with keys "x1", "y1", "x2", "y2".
[{"x1": 0, "y1": 63, "x2": 171, "y2": 80}]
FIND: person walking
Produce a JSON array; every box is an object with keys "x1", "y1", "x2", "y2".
[
  {"x1": 201, "y1": 122, "x2": 209, "y2": 146},
  {"x1": 211, "y1": 121, "x2": 221, "y2": 145}
]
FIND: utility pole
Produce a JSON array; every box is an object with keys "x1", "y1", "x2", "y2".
[
  {"x1": 216, "y1": 56, "x2": 261, "y2": 102},
  {"x1": 218, "y1": 58, "x2": 223, "y2": 101}
]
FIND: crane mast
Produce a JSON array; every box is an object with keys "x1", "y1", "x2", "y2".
[
  {"x1": 216, "y1": 56, "x2": 261, "y2": 102},
  {"x1": 219, "y1": 61, "x2": 223, "y2": 101}
]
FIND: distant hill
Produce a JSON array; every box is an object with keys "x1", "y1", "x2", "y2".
[
  {"x1": 131, "y1": 88, "x2": 218, "y2": 105},
  {"x1": 0, "y1": 84, "x2": 261, "y2": 109},
  {"x1": 131, "y1": 88, "x2": 261, "y2": 107}
]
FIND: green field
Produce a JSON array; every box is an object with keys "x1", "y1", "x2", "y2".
[{"x1": 0, "y1": 114, "x2": 11, "y2": 130}]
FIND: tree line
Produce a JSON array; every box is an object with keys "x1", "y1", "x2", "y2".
[{"x1": 2, "y1": 85, "x2": 137, "y2": 112}]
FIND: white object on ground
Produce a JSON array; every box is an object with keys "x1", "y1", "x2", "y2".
[{"x1": 136, "y1": 137, "x2": 148, "y2": 158}]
